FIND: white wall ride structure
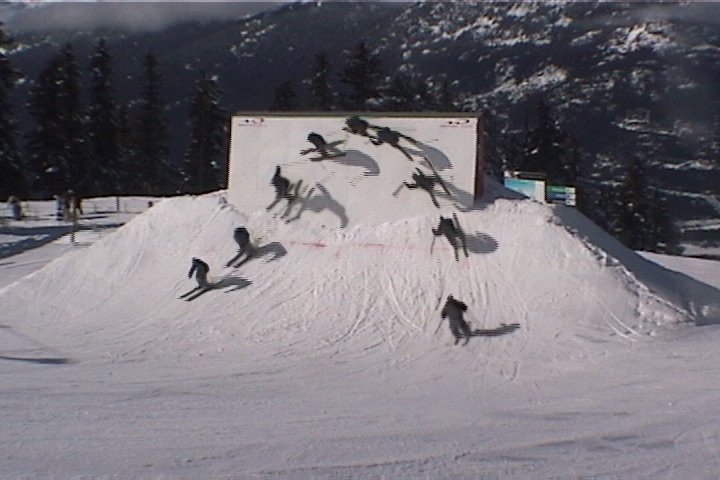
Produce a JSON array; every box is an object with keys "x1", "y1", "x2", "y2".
[{"x1": 227, "y1": 113, "x2": 485, "y2": 227}]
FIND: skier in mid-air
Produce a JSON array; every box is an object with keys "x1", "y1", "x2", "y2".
[
  {"x1": 439, "y1": 294, "x2": 473, "y2": 345},
  {"x1": 188, "y1": 257, "x2": 210, "y2": 289},
  {"x1": 302, "y1": 132, "x2": 344, "y2": 160},
  {"x1": 306, "y1": 132, "x2": 329, "y2": 154},
  {"x1": 431, "y1": 215, "x2": 467, "y2": 261},
  {"x1": 344, "y1": 116, "x2": 371, "y2": 136},
  {"x1": 225, "y1": 226, "x2": 254, "y2": 267},
  {"x1": 404, "y1": 168, "x2": 440, "y2": 207},
  {"x1": 270, "y1": 166, "x2": 291, "y2": 200},
  {"x1": 267, "y1": 165, "x2": 308, "y2": 218},
  {"x1": 370, "y1": 127, "x2": 415, "y2": 161}
]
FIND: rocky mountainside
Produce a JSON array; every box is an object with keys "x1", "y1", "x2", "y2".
[{"x1": 5, "y1": 1, "x2": 720, "y2": 248}]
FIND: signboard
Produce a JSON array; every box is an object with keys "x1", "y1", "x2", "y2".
[
  {"x1": 503, "y1": 176, "x2": 546, "y2": 203},
  {"x1": 546, "y1": 185, "x2": 577, "y2": 206}
]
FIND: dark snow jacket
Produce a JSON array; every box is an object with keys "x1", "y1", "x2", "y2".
[{"x1": 188, "y1": 258, "x2": 210, "y2": 288}]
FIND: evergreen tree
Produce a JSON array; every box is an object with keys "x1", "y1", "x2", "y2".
[
  {"x1": 437, "y1": 79, "x2": 457, "y2": 112},
  {"x1": 308, "y1": 51, "x2": 334, "y2": 111},
  {"x1": 87, "y1": 38, "x2": 120, "y2": 195},
  {"x1": 613, "y1": 156, "x2": 672, "y2": 252},
  {"x1": 270, "y1": 80, "x2": 297, "y2": 111},
  {"x1": 519, "y1": 99, "x2": 576, "y2": 185},
  {"x1": 26, "y1": 44, "x2": 87, "y2": 196},
  {"x1": 0, "y1": 23, "x2": 26, "y2": 199},
  {"x1": 131, "y1": 51, "x2": 170, "y2": 195},
  {"x1": 647, "y1": 189, "x2": 683, "y2": 255},
  {"x1": 116, "y1": 105, "x2": 134, "y2": 193},
  {"x1": 340, "y1": 41, "x2": 383, "y2": 110},
  {"x1": 182, "y1": 72, "x2": 227, "y2": 194},
  {"x1": 382, "y1": 71, "x2": 423, "y2": 112}
]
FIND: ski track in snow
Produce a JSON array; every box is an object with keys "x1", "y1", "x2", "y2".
[{"x1": 2, "y1": 191, "x2": 720, "y2": 478}]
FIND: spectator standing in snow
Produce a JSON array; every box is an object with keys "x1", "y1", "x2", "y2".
[
  {"x1": 55, "y1": 192, "x2": 68, "y2": 221},
  {"x1": 7, "y1": 195, "x2": 23, "y2": 220},
  {"x1": 439, "y1": 294, "x2": 473, "y2": 345}
]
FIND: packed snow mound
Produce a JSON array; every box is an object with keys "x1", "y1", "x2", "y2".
[{"x1": 1, "y1": 192, "x2": 719, "y2": 370}]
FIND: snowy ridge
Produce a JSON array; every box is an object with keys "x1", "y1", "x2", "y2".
[{"x1": 3, "y1": 189, "x2": 718, "y2": 373}]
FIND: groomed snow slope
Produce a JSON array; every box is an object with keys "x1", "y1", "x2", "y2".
[
  {"x1": 3, "y1": 190, "x2": 718, "y2": 373},
  {"x1": 4, "y1": 189, "x2": 720, "y2": 478}
]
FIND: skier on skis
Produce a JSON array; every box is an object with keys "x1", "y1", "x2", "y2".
[
  {"x1": 439, "y1": 294, "x2": 473, "y2": 345},
  {"x1": 370, "y1": 127, "x2": 414, "y2": 161},
  {"x1": 188, "y1": 257, "x2": 210, "y2": 289},
  {"x1": 432, "y1": 215, "x2": 462, "y2": 261},
  {"x1": 225, "y1": 226, "x2": 253, "y2": 267},
  {"x1": 404, "y1": 168, "x2": 440, "y2": 207}
]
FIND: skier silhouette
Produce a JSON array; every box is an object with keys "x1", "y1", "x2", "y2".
[
  {"x1": 225, "y1": 227, "x2": 253, "y2": 267},
  {"x1": 432, "y1": 215, "x2": 464, "y2": 261},
  {"x1": 404, "y1": 168, "x2": 439, "y2": 207},
  {"x1": 439, "y1": 294, "x2": 473, "y2": 345},
  {"x1": 303, "y1": 132, "x2": 343, "y2": 159},
  {"x1": 344, "y1": 116, "x2": 371, "y2": 136},
  {"x1": 188, "y1": 257, "x2": 210, "y2": 289},
  {"x1": 271, "y1": 166, "x2": 291, "y2": 200},
  {"x1": 370, "y1": 127, "x2": 415, "y2": 161}
]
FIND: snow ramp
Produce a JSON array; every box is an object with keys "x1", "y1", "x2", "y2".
[{"x1": 1, "y1": 192, "x2": 718, "y2": 378}]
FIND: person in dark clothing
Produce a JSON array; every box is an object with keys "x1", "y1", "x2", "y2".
[
  {"x1": 303, "y1": 132, "x2": 344, "y2": 159},
  {"x1": 344, "y1": 116, "x2": 371, "y2": 136},
  {"x1": 307, "y1": 132, "x2": 327, "y2": 151},
  {"x1": 404, "y1": 168, "x2": 439, "y2": 207},
  {"x1": 432, "y1": 215, "x2": 461, "y2": 261},
  {"x1": 271, "y1": 166, "x2": 291, "y2": 200},
  {"x1": 225, "y1": 226, "x2": 253, "y2": 267},
  {"x1": 188, "y1": 257, "x2": 210, "y2": 289},
  {"x1": 370, "y1": 127, "x2": 415, "y2": 161},
  {"x1": 70, "y1": 191, "x2": 83, "y2": 216},
  {"x1": 7, "y1": 195, "x2": 23, "y2": 220},
  {"x1": 440, "y1": 295, "x2": 473, "y2": 345}
]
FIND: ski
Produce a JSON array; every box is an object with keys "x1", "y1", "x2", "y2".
[
  {"x1": 280, "y1": 180, "x2": 306, "y2": 219},
  {"x1": 285, "y1": 187, "x2": 315, "y2": 224},
  {"x1": 267, "y1": 179, "x2": 303, "y2": 215},
  {"x1": 309, "y1": 152, "x2": 346, "y2": 162},
  {"x1": 423, "y1": 156, "x2": 451, "y2": 196},
  {"x1": 453, "y1": 212, "x2": 469, "y2": 258},
  {"x1": 179, "y1": 286, "x2": 208, "y2": 300},
  {"x1": 179, "y1": 286, "x2": 202, "y2": 299},
  {"x1": 184, "y1": 287, "x2": 213, "y2": 301},
  {"x1": 300, "y1": 139, "x2": 345, "y2": 155}
]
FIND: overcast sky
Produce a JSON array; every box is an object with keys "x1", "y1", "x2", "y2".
[{"x1": 0, "y1": 1, "x2": 287, "y2": 33}]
